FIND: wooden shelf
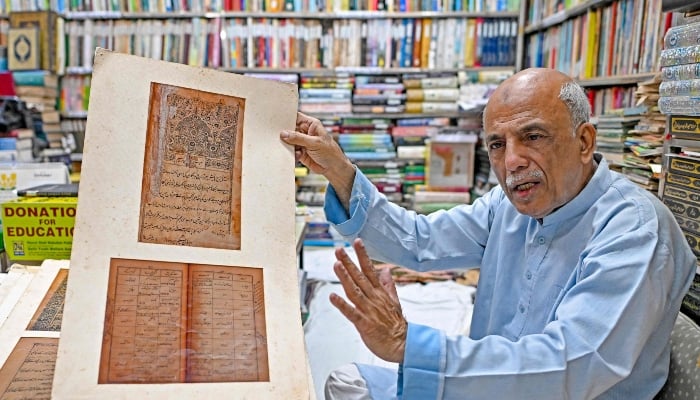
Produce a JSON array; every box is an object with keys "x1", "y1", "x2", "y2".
[
  {"x1": 61, "y1": 10, "x2": 519, "y2": 20},
  {"x1": 576, "y1": 73, "x2": 658, "y2": 88},
  {"x1": 523, "y1": 0, "x2": 614, "y2": 34}
]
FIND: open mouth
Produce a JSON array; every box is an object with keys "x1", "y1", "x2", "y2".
[{"x1": 515, "y1": 182, "x2": 536, "y2": 191}]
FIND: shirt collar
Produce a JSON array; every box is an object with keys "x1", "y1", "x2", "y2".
[{"x1": 540, "y1": 153, "x2": 610, "y2": 226}]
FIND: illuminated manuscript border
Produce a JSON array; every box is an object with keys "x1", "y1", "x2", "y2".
[{"x1": 139, "y1": 83, "x2": 244, "y2": 250}]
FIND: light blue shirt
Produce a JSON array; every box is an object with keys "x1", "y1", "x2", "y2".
[{"x1": 323, "y1": 155, "x2": 696, "y2": 400}]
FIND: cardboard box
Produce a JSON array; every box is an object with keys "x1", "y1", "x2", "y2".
[{"x1": 1, "y1": 197, "x2": 76, "y2": 261}]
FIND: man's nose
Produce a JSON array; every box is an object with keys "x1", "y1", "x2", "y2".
[{"x1": 504, "y1": 141, "x2": 528, "y2": 171}]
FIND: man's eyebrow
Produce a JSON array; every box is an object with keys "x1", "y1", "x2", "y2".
[{"x1": 484, "y1": 132, "x2": 501, "y2": 143}]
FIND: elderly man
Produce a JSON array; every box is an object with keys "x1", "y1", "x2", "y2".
[{"x1": 281, "y1": 68, "x2": 695, "y2": 399}]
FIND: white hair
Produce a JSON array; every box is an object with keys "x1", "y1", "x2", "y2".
[{"x1": 558, "y1": 82, "x2": 590, "y2": 134}]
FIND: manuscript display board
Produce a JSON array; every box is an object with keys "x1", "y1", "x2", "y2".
[{"x1": 53, "y1": 49, "x2": 309, "y2": 399}]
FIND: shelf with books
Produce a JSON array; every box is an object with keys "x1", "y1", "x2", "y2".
[
  {"x1": 50, "y1": 0, "x2": 520, "y2": 14},
  {"x1": 522, "y1": 0, "x2": 667, "y2": 83},
  {"x1": 60, "y1": 11, "x2": 520, "y2": 19},
  {"x1": 524, "y1": 0, "x2": 613, "y2": 33},
  {"x1": 60, "y1": 14, "x2": 519, "y2": 70},
  {"x1": 576, "y1": 72, "x2": 658, "y2": 88}
]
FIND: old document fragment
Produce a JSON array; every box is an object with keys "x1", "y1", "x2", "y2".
[
  {"x1": 0, "y1": 337, "x2": 58, "y2": 399},
  {"x1": 187, "y1": 264, "x2": 268, "y2": 383},
  {"x1": 27, "y1": 269, "x2": 68, "y2": 332},
  {"x1": 99, "y1": 259, "x2": 188, "y2": 384},
  {"x1": 100, "y1": 259, "x2": 268, "y2": 384},
  {"x1": 140, "y1": 83, "x2": 244, "y2": 250}
]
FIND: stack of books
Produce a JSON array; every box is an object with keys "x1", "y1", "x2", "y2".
[
  {"x1": 337, "y1": 117, "x2": 395, "y2": 161},
  {"x1": 403, "y1": 72, "x2": 459, "y2": 114},
  {"x1": 595, "y1": 109, "x2": 642, "y2": 167},
  {"x1": 351, "y1": 74, "x2": 405, "y2": 114},
  {"x1": 12, "y1": 70, "x2": 59, "y2": 113},
  {"x1": 298, "y1": 72, "x2": 353, "y2": 115}
]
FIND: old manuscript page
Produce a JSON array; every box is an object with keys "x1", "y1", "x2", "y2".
[
  {"x1": 0, "y1": 337, "x2": 58, "y2": 399},
  {"x1": 140, "y1": 83, "x2": 244, "y2": 250},
  {"x1": 54, "y1": 49, "x2": 309, "y2": 399},
  {"x1": 99, "y1": 258, "x2": 268, "y2": 384},
  {"x1": 27, "y1": 268, "x2": 68, "y2": 332},
  {"x1": 0, "y1": 261, "x2": 68, "y2": 400}
]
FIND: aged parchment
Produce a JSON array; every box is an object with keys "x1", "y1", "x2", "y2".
[
  {"x1": 0, "y1": 337, "x2": 58, "y2": 399},
  {"x1": 99, "y1": 258, "x2": 268, "y2": 384},
  {"x1": 27, "y1": 269, "x2": 68, "y2": 332},
  {"x1": 139, "y1": 83, "x2": 244, "y2": 250}
]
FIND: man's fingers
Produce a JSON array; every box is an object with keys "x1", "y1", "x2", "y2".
[
  {"x1": 335, "y1": 247, "x2": 375, "y2": 297},
  {"x1": 379, "y1": 267, "x2": 400, "y2": 303},
  {"x1": 329, "y1": 292, "x2": 360, "y2": 324},
  {"x1": 352, "y1": 238, "x2": 382, "y2": 287},
  {"x1": 333, "y1": 260, "x2": 369, "y2": 309}
]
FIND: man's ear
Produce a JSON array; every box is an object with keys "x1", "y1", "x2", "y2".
[{"x1": 577, "y1": 122, "x2": 597, "y2": 162}]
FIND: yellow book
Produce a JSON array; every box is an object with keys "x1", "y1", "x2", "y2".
[
  {"x1": 420, "y1": 19, "x2": 432, "y2": 68},
  {"x1": 464, "y1": 19, "x2": 476, "y2": 67},
  {"x1": 585, "y1": 9, "x2": 598, "y2": 79}
]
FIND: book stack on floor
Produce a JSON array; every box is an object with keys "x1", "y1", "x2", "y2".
[
  {"x1": 616, "y1": 76, "x2": 666, "y2": 193},
  {"x1": 404, "y1": 72, "x2": 459, "y2": 114},
  {"x1": 298, "y1": 72, "x2": 353, "y2": 115},
  {"x1": 594, "y1": 109, "x2": 642, "y2": 168},
  {"x1": 351, "y1": 74, "x2": 405, "y2": 114}
]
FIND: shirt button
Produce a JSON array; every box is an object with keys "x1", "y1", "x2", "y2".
[
  {"x1": 526, "y1": 271, "x2": 532, "y2": 280},
  {"x1": 519, "y1": 305, "x2": 525, "y2": 313},
  {"x1": 538, "y1": 237, "x2": 546, "y2": 245}
]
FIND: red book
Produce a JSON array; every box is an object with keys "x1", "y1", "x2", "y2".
[{"x1": 0, "y1": 72, "x2": 16, "y2": 96}]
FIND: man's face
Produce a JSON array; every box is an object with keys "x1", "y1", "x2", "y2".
[{"x1": 483, "y1": 84, "x2": 588, "y2": 220}]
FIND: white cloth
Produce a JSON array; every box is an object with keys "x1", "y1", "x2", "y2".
[{"x1": 324, "y1": 364, "x2": 371, "y2": 400}]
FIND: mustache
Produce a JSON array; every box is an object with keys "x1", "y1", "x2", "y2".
[{"x1": 506, "y1": 170, "x2": 544, "y2": 188}]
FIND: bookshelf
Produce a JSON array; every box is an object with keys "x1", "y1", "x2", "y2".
[
  {"x1": 0, "y1": 3, "x2": 522, "y2": 209},
  {"x1": 46, "y1": 6, "x2": 521, "y2": 209},
  {"x1": 657, "y1": 0, "x2": 700, "y2": 323},
  {"x1": 521, "y1": 0, "x2": 669, "y2": 115}
]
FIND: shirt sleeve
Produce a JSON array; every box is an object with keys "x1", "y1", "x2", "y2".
[
  {"x1": 400, "y1": 224, "x2": 687, "y2": 400},
  {"x1": 324, "y1": 169, "x2": 495, "y2": 271}
]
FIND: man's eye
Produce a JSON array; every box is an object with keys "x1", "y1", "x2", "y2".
[
  {"x1": 488, "y1": 142, "x2": 503, "y2": 150},
  {"x1": 527, "y1": 134, "x2": 542, "y2": 141}
]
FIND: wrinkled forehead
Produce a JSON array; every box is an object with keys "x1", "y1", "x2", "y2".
[{"x1": 484, "y1": 78, "x2": 567, "y2": 124}]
